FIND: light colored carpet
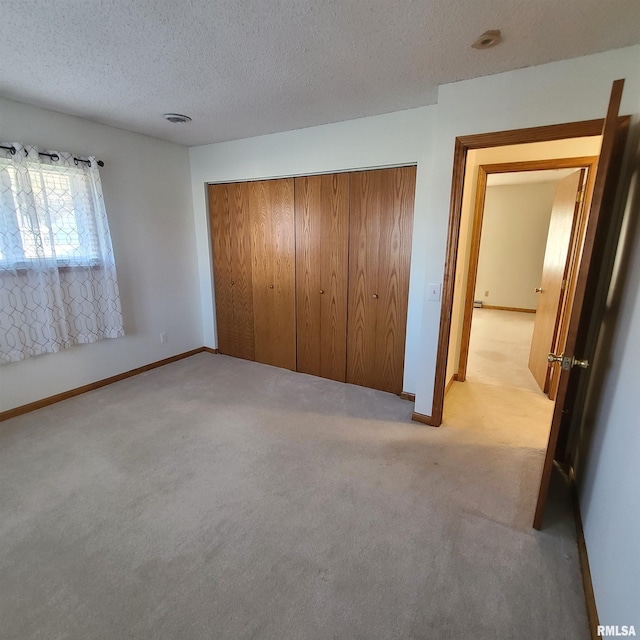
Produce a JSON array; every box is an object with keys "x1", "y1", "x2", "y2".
[
  {"x1": 0, "y1": 353, "x2": 588, "y2": 639},
  {"x1": 466, "y1": 308, "x2": 547, "y2": 395},
  {"x1": 447, "y1": 308, "x2": 555, "y2": 449}
]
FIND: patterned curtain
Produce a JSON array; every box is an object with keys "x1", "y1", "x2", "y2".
[{"x1": 0, "y1": 143, "x2": 124, "y2": 363}]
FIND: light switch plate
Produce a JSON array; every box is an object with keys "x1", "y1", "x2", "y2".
[{"x1": 427, "y1": 283, "x2": 441, "y2": 302}]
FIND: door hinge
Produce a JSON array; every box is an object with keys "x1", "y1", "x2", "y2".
[
  {"x1": 561, "y1": 279, "x2": 567, "y2": 290},
  {"x1": 576, "y1": 189, "x2": 585, "y2": 204}
]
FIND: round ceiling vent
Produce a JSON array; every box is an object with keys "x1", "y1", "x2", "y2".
[
  {"x1": 471, "y1": 30, "x2": 502, "y2": 49},
  {"x1": 163, "y1": 113, "x2": 192, "y2": 124}
]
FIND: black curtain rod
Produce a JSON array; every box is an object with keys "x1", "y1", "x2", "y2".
[{"x1": 0, "y1": 144, "x2": 104, "y2": 167}]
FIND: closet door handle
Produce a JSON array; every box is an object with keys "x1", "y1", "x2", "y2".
[
  {"x1": 372, "y1": 294, "x2": 379, "y2": 299},
  {"x1": 269, "y1": 284, "x2": 274, "y2": 289},
  {"x1": 231, "y1": 280, "x2": 235, "y2": 286},
  {"x1": 319, "y1": 289, "x2": 325, "y2": 295}
]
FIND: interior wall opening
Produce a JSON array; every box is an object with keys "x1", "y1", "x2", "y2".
[
  {"x1": 445, "y1": 150, "x2": 601, "y2": 410},
  {"x1": 437, "y1": 135, "x2": 605, "y2": 515},
  {"x1": 467, "y1": 169, "x2": 575, "y2": 395}
]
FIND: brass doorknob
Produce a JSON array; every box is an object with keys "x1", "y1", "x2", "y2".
[
  {"x1": 535, "y1": 287, "x2": 543, "y2": 293},
  {"x1": 548, "y1": 353, "x2": 590, "y2": 369},
  {"x1": 319, "y1": 289, "x2": 325, "y2": 294},
  {"x1": 372, "y1": 294, "x2": 379, "y2": 299}
]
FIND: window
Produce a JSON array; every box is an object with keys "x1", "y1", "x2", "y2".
[
  {"x1": 0, "y1": 158, "x2": 101, "y2": 269},
  {"x1": 0, "y1": 144, "x2": 124, "y2": 363}
]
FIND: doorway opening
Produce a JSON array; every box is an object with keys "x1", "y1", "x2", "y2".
[
  {"x1": 442, "y1": 158, "x2": 599, "y2": 464},
  {"x1": 428, "y1": 83, "x2": 629, "y2": 535},
  {"x1": 432, "y1": 124, "x2": 606, "y2": 524},
  {"x1": 453, "y1": 158, "x2": 598, "y2": 397},
  {"x1": 429, "y1": 119, "x2": 609, "y2": 429}
]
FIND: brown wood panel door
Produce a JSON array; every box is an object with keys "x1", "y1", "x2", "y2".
[
  {"x1": 295, "y1": 174, "x2": 349, "y2": 381},
  {"x1": 528, "y1": 170, "x2": 585, "y2": 392},
  {"x1": 208, "y1": 184, "x2": 235, "y2": 355},
  {"x1": 228, "y1": 182, "x2": 255, "y2": 360},
  {"x1": 533, "y1": 79, "x2": 628, "y2": 529},
  {"x1": 347, "y1": 167, "x2": 416, "y2": 394},
  {"x1": 295, "y1": 176, "x2": 323, "y2": 375},
  {"x1": 375, "y1": 166, "x2": 416, "y2": 394},
  {"x1": 250, "y1": 179, "x2": 296, "y2": 370},
  {"x1": 347, "y1": 170, "x2": 383, "y2": 389},
  {"x1": 547, "y1": 164, "x2": 596, "y2": 401}
]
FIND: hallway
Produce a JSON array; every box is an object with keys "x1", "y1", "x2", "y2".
[{"x1": 443, "y1": 308, "x2": 555, "y2": 467}]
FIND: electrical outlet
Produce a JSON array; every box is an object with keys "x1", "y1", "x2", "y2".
[
  {"x1": 484, "y1": 290, "x2": 489, "y2": 297},
  {"x1": 160, "y1": 332, "x2": 168, "y2": 344}
]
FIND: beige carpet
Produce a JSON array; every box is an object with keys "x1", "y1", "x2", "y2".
[
  {"x1": 466, "y1": 308, "x2": 546, "y2": 394},
  {"x1": 446, "y1": 308, "x2": 555, "y2": 449},
  {"x1": 0, "y1": 353, "x2": 587, "y2": 639}
]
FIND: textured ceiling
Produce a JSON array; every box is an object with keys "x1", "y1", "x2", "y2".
[{"x1": 1, "y1": 0, "x2": 639, "y2": 146}]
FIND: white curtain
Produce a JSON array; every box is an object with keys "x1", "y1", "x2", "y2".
[{"x1": 0, "y1": 143, "x2": 124, "y2": 363}]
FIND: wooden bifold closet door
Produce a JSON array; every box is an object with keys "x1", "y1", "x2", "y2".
[
  {"x1": 295, "y1": 174, "x2": 350, "y2": 382},
  {"x1": 249, "y1": 179, "x2": 297, "y2": 371},
  {"x1": 346, "y1": 167, "x2": 416, "y2": 394},
  {"x1": 210, "y1": 167, "x2": 416, "y2": 395},
  {"x1": 208, "y1": 182, "x2": 255, "y2": 360}
]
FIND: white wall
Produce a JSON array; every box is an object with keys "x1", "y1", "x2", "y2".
[
  {"x1": 189, "y1": 106, "x2": 437, "y2": 395},
  {"x1": 0, "y1": 98, "x2": 202, "y2": 412},
  {"x1": 417, "y1": 45, "x2": 640, "y2": 416},
  {"x1": 475, "y1": 182, "x2": 557, "y2": 310}
]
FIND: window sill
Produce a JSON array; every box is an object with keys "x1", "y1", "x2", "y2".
[{"x1": 0, "y1": 261, "x2": 104, "y2": 273}]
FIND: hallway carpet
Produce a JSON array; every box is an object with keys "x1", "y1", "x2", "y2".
[
  {"x1": 0, "y1": 354, "x2": 588, "y2": 639},
  {"x1": 448, "y1": 307, "x2": 555, "y2": 451},
  {"x1": 466, "y1": 308, "x2": 543, "y2": 394}
]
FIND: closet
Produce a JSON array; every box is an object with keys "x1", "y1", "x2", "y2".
[{"x1": 208, "y1": 166, "x2": 416, "y2": 395}]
